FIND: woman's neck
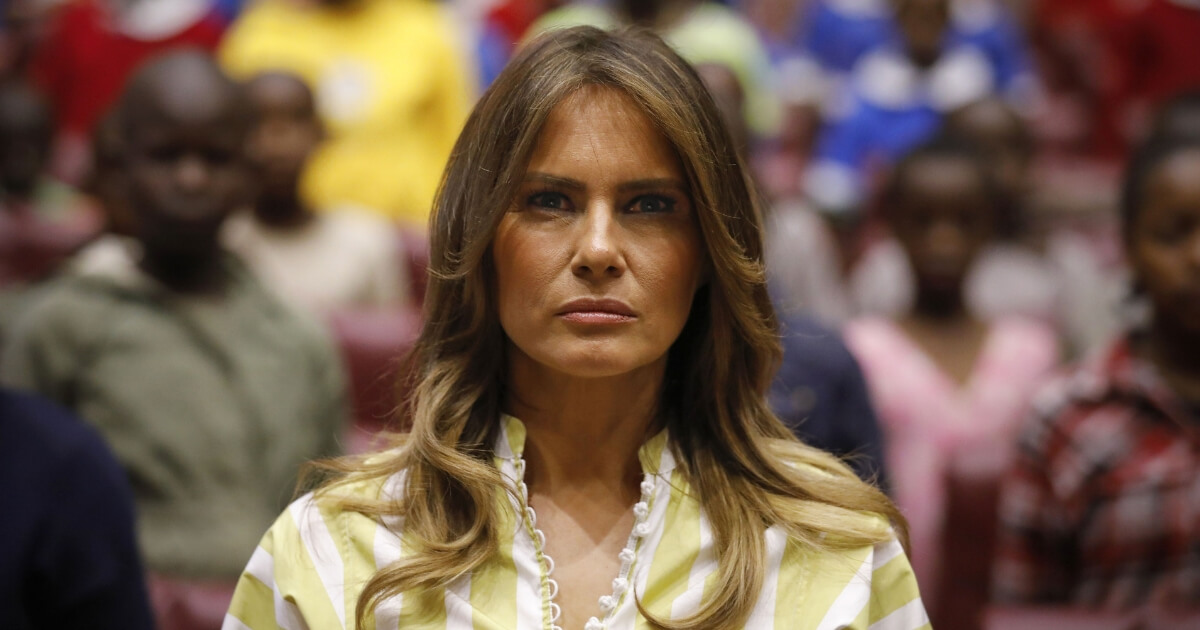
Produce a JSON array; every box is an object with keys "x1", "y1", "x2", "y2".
[{"x1": 503, "y1": 350, "x2": 665, "y2": 498}]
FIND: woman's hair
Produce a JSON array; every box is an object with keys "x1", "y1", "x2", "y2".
[
  {"x1": 1121, "y1": 135, "x2": 1200, "y2": 243},
  {"x1": 322, "y1": 26, "x2": 904, "y2": 629}
]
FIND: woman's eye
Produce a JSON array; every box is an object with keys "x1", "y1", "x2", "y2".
[
  {"x1": 629, "y1": 195, "x2": 675, "y2": 214},
  {"x1": 526, "y1": 191, "x2": 571, "y2": 211}
]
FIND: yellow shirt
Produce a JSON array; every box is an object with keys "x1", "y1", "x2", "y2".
[
  {"x1": 224, "y1": 416, "x2": 929, "y2": 629},
  {"x1": 221, "y1": 0, "x2": 473, "y2": 225}
]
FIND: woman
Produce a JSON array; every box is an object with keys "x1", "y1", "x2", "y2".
[{"x1": 224, "y1": 27, "x2": 926, "y2": 630}]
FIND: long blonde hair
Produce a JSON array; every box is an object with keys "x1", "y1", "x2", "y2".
[{"x1": 323, "y1": 26, "x2": 905, "y2": 629}]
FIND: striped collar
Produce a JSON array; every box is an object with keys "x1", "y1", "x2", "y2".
[{"x1": 494, "y1": 414, "x2": 677, "y2": 479}]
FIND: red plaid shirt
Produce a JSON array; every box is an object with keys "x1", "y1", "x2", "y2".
[{"x1": 993, "y1": 336, "x2": 1200, "y2": 608}]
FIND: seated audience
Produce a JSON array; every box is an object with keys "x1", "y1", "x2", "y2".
[
  {"x1": 27, "y1": 0, "x2": 224, "y2": 184},
  {"x1": 1149, "y1": 89, "x2": 1200, "y2": 142},
  {"x1": 769, "y1": 313, "x2": 888, "y2": 487},
  {"x1": 0, "y1": 0, "x2": 64, "y2": 80},
  {"x1": 529, "y1": 0, "x2": 780, "y2": 142},
  {"x1": 993, "y1": 135, "x2": 1200, "y2": 608},
  {"x1": 223, "y1": 72, "x2": 409, "y2": 314},
  {"x1": 845, "y1": 135, "x2": 1058, "y2": 608},
  {"x1": 805, "y1": 0, "x2": 1003, "y2": 212},
  {"x1": 0, "y1": 51, "x2": 346, "y2": 599},
  {"x1": 0, "y1": 82, "x2": 99, "y2": 287},
  {"x1": 0, "y1": 387, "x2": 153, "y2": 630},
  {"x1": 220, "y1": 0, "x2": 474, "y2": 224}
]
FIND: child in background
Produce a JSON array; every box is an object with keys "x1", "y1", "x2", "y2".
[
  {"x1": 1, "y1": 51, "x2": 346, "y2": 621},
  {"x1": 946, "y1": 97, "x2": 1124, "y2": 357},
  {"x1": 1150, "y1": 90, "x2": 1200, "y2": 142},
  {"x1": 844, "y1": 135, "x2": 1058, "y2": 609},
  {"x1": 994, "y1": 136, "x2": 1200, "y2": 608},
  {"x1": 0, "y1": 82, "x2": 99, "y2": 287},
  {"x1": 804, "y1": 0, "x2": 999, "y2": 213},
  {"x1": 220, "y1": 0, "x2": 473, "y2": 224},
  {"x1": 27, "y1": 0, "x2": 224, "y2": 184},
  {"x1": 223, "y1": 72, "x2": 409, "y2": 314}
]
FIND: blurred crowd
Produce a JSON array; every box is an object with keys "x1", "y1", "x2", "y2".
[{"x1": 1, "y1": 0, "x2": 1199, "y2": 629}]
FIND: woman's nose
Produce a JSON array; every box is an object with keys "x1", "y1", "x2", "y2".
[{"x1": 571, "y1": 203, "x2": 625, "y2": 279}]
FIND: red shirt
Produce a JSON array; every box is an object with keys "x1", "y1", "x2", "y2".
[
  {"x1": 29, "y1": 0, "x2": 224, "y2": 139},
  {"x1": 993, "y1": 335, "x2": 1200, "y2": 608},
  {"x1": 1117, "y1": 0, "x2": 1200, "y2": 107}
]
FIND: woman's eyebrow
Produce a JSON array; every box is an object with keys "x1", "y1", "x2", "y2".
[
  {"x1": 522, "y1": 173, "x2": 687, "y2": 194},
  {"x1": 617, "y1": 178, "x2": 688, "y2": 194},
  {"x1": 523, "y1": 172, "x2": 585, "y2": 190}
]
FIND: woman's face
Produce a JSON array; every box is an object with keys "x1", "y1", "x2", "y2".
[
  {"x1": 1129, "y1": 149, "x2": 1200, "y2": 337},
  {"x1": 492, "y1": 86, "x2": 705, "y2": 381}
]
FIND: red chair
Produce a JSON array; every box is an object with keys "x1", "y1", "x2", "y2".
[
  {"x1": 147, "y1": 575, "x2": 235, "y2": 630},
  {"x1": 1145, "y1": 609, "x2": 1200, "y2": 629},
  {"x1": 983, "y1": 607, "x2": 1139, "y2": 630},
  {"x1": 931, "y1": 447, "x2": 1008, "y2": 630},
  {"x1": 327, "y1": 307, "x2": 423, "y2": 453}
]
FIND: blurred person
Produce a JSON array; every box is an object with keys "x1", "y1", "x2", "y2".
[
  {"x1": 778, "y1": 0, "x2": 1028, "y2": 91},
  {"x1": 223, "y1": 72, "x2": 409, "y2": 314},
  {"x1": 1149, "y1": 89, "x2": 1200, "y2": 143},
  {"x1": 1031, "y1": 0, "x2": 1200, "y2": 160},
  {"x1": 804, "y1": 0, "x2": 1001, "y2": 214},
  {"x1": 0, "y1": 82, "x2": 100, "y2": 287},
  {"x1": 1, "y1": 387, "x2": 154, "y2": 630},
  {"x1": 27, "y1": 0, "x2": 225, "y2": 184},
  {"x1": 473, "y1": 0, "x2": 564, "y2": 87},
  {"x1": 945, "y1": 97, "x2": 1124, "y2": 357},
  {"x1": 220, "y1": 0, "x2": 474, "y2": 225},
  {"x1": 0, "y1": 0, "x2": 68, "y2": 79},
  {"x1": 770, "y1": 313, "x2": 889, "y2": 487},
  {"x1": 1105, "y1": 0, "x2": 1200, "y2": 151},
  {"x1": 993, "y1": 135, "x2": 1200, "y2": 608},
  {"x1": 223, "y1": 26, "x2": 926, "y2": 630},
  {"x1": 528, "y1": 0, "x2": 781, "y2": 142},
  {"x1": 0, "y1": 51, "x2": 346, "y2": 615},
  {"x1": 845, "y1": 135, "x2": 1059, "y2": 609}
]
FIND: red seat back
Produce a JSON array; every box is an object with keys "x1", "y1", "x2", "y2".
[
  {"x1": 984, "y1": 607, "x2": 1138, "y2": 630},
  {"x1": 931, "y1": 449, "x2": 1006, "y2": 630},
  {"x1": 397, "y1": 226, "x2": 429, "y2": 308},
  {"x1": 327, "y1": 307, "x2": 423, "y2": 452}
]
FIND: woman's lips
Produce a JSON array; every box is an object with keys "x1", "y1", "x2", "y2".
[
  {"x1": 557, "y1": 298, "x2": 637, "y2": 324},
  {"x1": 559, "y1": 311, "x2": 636, "y2": 324}
]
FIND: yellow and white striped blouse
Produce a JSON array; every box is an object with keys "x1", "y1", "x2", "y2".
[{"x1": 223, "y1": 416, "x2": 930, "y2": 630}]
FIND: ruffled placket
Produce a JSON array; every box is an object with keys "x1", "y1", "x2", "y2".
[{"x1": 498, "y1": 415, "x2": 672, "y2": 630}]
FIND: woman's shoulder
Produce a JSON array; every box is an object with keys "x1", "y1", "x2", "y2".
[
  {"x1": 263, "y1": 466, "x2": 405, "y2": 564},
  {"x1": 226, "y1": 469, "x2": 408, "y2": 628},
  {"x1": 768, "y1": 521, "x2": 927, "y2": 629}
]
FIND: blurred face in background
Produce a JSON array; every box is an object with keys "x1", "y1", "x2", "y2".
[
  {"x1": 122, "y1": 68, "x2": 251, "y2": 265},
  {"x1": 245, "y1": 73, "x2": 322, "y2": 204},
  {"x1": 0, "y1": 84, "x2": 51, "y2": 198},
  {"x1": 492, "y1": 86, "x2": 705, "y2": 382},
  {"x1": 1129, "y1": 148, "x2": 1200, "y2": 338},
  {"x1": 894, "y1": 0, "x2": 949, "y2": 68},
  {"x1": 948, "y1": 100, "x2": 1033, "y2": 199},
  {"x1": 890, "y1": 155, "x2": 995, "y2": 303}
]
